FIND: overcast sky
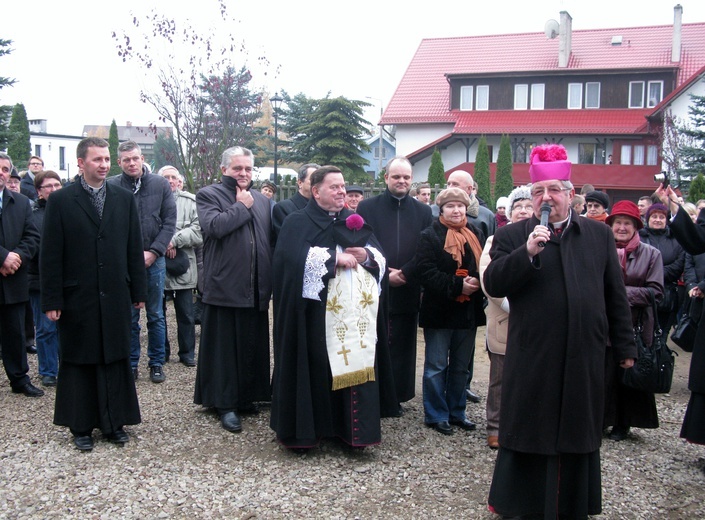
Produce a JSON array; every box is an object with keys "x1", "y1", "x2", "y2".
[{"x1": 4, "y1": 0, "x2": 705, "y2": 136}]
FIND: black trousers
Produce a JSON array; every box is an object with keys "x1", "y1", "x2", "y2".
[{"x1": 0, "y1": 301, "x2": 30, "y2": 389}]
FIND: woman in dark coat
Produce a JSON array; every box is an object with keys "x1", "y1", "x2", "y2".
[
  {"x1": 639, "y1": 203, "x2": 685, "y2": 336},
  {"x1": 416, "y1": 188, "x2": 484, "y2": 435},
  {"x1": 604, "y1": 200, "x2": 664, "y2": 441}
]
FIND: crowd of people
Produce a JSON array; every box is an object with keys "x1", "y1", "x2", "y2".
[{"x1": 3, "y1": 139, "x2": 705, "y2": 518}]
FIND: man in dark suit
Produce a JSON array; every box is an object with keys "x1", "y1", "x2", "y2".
[
  {"x1": 0, "y1": 152, "x2": 42, "y2": 397},
  {"x1": 271, "y1": 163, "x2": 319, "y2": 243},
  {"x1": 41, "y1": 137, "x2": 147, "y2": 451}
]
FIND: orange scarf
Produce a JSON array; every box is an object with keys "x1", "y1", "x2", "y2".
[
  {"x1": 587, "y1": 213, "x2": 608, "y2": 223},
  {"x1": 439, "y1": 215, "x2": 483, "y2": 302}
]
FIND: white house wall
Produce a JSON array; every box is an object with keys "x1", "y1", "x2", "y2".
[
  {"x1": 29, "y1": 134, "x2": 81, "y2": 181},
  {"x1": 668, "y1": 78, "x2": 705, "y2": 123}
]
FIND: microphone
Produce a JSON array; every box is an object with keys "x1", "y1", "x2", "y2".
[{"x1": 538, "y1": 203, "x2": 551, "y2": 247}]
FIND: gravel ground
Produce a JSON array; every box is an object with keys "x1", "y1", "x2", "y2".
[{"x1": 1, "y1": 305, "x2": 705, "y2": 519}]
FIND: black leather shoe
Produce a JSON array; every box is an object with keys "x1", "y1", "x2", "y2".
[
  {"x1": 26, "y1": 344, "x2": 37, "y2": 354},
  {"x1": 73, "y1": 435, "x2": 94, "y2": 451},
  {"x1": 466, "y1": 389, "x2": 481, "y2": 403},
  {"x1": 180, "y1": 357, "x2": 196, "y2": 367},
  {"x1": 41, "y1": 376, "x2": 58, "y2": 387},
  {"x1": 105, "y1": 428, "x2": 129, "y2": 444},
  {"x1": 609, "y1": 426, "x2": 630, "y2": 441},
  {"x1": 12, "y1": 382, "x2": 44, "y2": 397},
  {"x1": 450, "y1": 419, "x2": 477, "y2": 431},
  {"x1": 427, "y1": 421, "x2": 453, "y2": 435},
  {"x1": 220, "y1": 411, "x2": 242, "y2": 432}
]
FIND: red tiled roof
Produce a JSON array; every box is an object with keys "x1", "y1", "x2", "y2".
[
  {"x1": 453, "y1": 109, "x2": 653, "y2": 135},
  {"x1": 382, "y1": 23, "x2": 705, "y2": 125}
]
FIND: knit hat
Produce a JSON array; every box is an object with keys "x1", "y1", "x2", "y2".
[
  {"x1": 435, "y1": 187, "x2": 471, "y2": 209},
  {"x1": 529, "y1": 144, "x2": 571, "y2": 183},
  {"x1": 261, "y1": 180, "x2": 277, "y2": 193},
  {"x1": 508, "y1": 185, "x2": 532, "y2": 211},
  {"x1": 606, "y1": 200, "x2": 643, "y2": 229},
  {"x1": 585, "y1": 190, "x2": 609, "y2": 210},
  {"x1": 646, "y1": 203, "x2": 669, "y2": 223},
  {"x1": 495, "y1": 196, "x2": 509, "y2": 209}
]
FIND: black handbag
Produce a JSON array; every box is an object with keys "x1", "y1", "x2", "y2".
[
  {"x1": 657, "y1": 284, "x2": 678, "y2": 313},
  {"x1": 622, "y1": 289, "x2": 677, "y2": 394},
  {"x1": 670, "y1": 297, "x2": 701, "y2": 353}
]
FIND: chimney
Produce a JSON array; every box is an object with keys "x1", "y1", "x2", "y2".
[
  {"x1": 672, "y1": 4, "x2": 683, "y2": 63},
  {"x1": 559, "y1": 11, "x2": 573, "y2": 68},
  {"x1": 126, "y1": 121, "x2": 133, "y2": 127}
]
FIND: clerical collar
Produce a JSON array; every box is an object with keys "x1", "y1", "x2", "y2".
[{"x1": 551, "y1": 210, "x2": 571, "y2": 232}]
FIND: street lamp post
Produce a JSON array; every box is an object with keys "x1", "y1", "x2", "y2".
[{"x1": 270, "y1": 93, "x2": 283, "y2": 184}]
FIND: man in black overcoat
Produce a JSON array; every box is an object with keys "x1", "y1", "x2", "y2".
[
  {"x1": 41, "y1": 137, "x2": 147, "y2": 451},
  {"x1": 0, "y1": 152, "x2": 42, "y2": 397},
  {"x1": 484, "y1": 144, "x2": 636, "y2": 519},
  {"x1": 271, "y1": 163, "x2": 319, "y2": 243},
  {"x1": 357, "y1": 156, "x2": 432, "y2": 413}
]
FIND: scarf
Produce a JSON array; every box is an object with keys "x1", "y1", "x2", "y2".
[
  {"x1": 495, "y1": 213, "x2": 509, "y2": 228},
  {"x1": 466, "y1": 195, "x2": 480, "y2": 218},
  {"x1": 615, "y1": 232, "x2": 641, "y2": 274},
  {"x1": 80, "y1": 176, "x2": 106, "y2": 218},
  {"x1": 439, "y1": 215, "x2": 483, "y2": 302},
  {"x1": 587, "y1": 212, "x2": 608, "y2": 223}
]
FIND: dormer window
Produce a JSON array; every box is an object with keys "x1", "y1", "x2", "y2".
[
  {"x1": 647, "y1": 81, "x2": 663, "y2": 108},
  {"x1": 629, "y1": 81, "x2": 645, "y2": 108},
  {"x1": 460, "y1": 86, "x2": 474, "y2": 110}
]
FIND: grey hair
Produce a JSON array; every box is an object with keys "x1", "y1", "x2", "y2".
[
  {"x1": 298, "y1": 163, "x2": 320, "y2": 182},
  {"x1": 0, "y1": 152, "x2": 13, "y2": 171},
  {"x1": 508, "y1": 184, "x2": 533, "y2": 212},
  {"x1": 220, "y1": 146, "x2": 254, "y2": 168},
  {"x1": 561, "y1": 180, "x2": 574, "y2": 190},
  {"x1": 157, "y1": 165, "x2": 183, "y2": 182}
]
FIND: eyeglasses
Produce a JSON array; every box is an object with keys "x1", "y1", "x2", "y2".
[
  {"x1": 29, "y1": 162, "x2": 44, "y2": 167},
  {"x1": 530, "y1": 186, "x2": 571, "y2": 198},
  {"x1": 40, "y1": 183, "x2": 62, "y2": 189},
  {"x1": 512, "y1": 203, "x2": 534, "y2": 211}
]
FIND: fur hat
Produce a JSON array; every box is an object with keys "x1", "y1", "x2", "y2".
[
  {"x1": 606, "y1": 200, "x2": 643, "y2": 229},
  {"x1": 435, "y1": 187, "x2": 471, "y2": 209},
  {"x1": 508, "y1": 185, "x2": 532, "y2": 211},
  {"x1": 585, "y1": 190, "x2": 609, "y2": 210},
  {"x1": 529, "y1": 144, "x2": 571, "y2": 183}
]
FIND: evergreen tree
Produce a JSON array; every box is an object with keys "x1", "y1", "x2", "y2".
[
  {"x1": 474, "y1": 135, "x2": 492, "y2": 208},
  {"x1": 427, "y1": 148, "x2": 446, "y2": 197},
  {"x1": 280, "y1": 91, "x2": 318, "y2": 164},
  {"x1": 294, "y1": 96, "x2": 371, "y2": 183},
  {"x1": 8, "y1": 103, "x2": 30, "y2": 168},
  {"x1": 688, "y1": 173, "x2": 705, "y2": 203},
  {"x1": 0, "y1": 39, "x2": 16, "y2": 150},
  {"x1": 494, "y1": 134, "x2": 514, "y2": 202},
  {"x1": 108, "y1": 119, "x2": 122, "y2": 176},
  {"x1": 680, "y1": 93, "x2": 705, "y2": 185}
]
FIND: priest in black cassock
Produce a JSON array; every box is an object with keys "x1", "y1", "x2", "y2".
[{"x1": 270, "y1": 166, "x2": 387, "y2": 450}]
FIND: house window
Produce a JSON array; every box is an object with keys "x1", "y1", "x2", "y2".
[
  {"x1": 59, "y1": 146, "x2": 65, "y2": 170},
  {"x1": 647, "y1": 145, "x2": 659, "y2": 166},
  {"x1": 373, "y1": 146, "x2": 387, "y2": 160},
  {"x1": 585, "y1": 82, "x2": 600, "y2": 108},
  {"x1": 629, "y1": 81, "x2": 645, "y2": 108},
  {"x1": 460, "y1": 86, "x2": 474, "y2": 110},
  {"x1": 531, "y1": 84, "x2": 545, "y2": 110},
  {"x1": 578, "y1": 143, "x2": 596, "y2": 164},
  {"x1": 621, "y1": 145, "x2": 632, "y2": 164},
  {"x1": 568, "y1": 83, "x2": 582, "y2": 109},
  {"x1": 512, "y1": 141, "x2": 535, "y2": 163},
  {"x1": 633, "y1": 145, "x2": 645, "y2": 165},
  {"x1": 647, "y1": 81, "x2": 663, "y2": 108},
  {"x1": 34, "y1": 145, "x2": 41, "y2": 157},
  {"x1": 476, "y1": 86, "x2": 489, "y2": 110},
  {"x1": 514, "y1": 84, "x2": 528, "y2": 110}
]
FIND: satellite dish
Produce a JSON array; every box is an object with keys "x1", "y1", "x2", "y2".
[{"x1": 544, "y1": 19, "x2": 560, "y2": 39}]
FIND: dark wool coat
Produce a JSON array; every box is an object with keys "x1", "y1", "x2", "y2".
[
  {"x1": 669, "y1": 207, "x2": 705, "y2": 394},
  {"x1": 272, "y1": 191, "x2": 308, "y2": 242},
  {"x1": 40, "y1": 182, "x2": 147, "y2": 364},
  {"x1": 417, "y1": 219, "x2": 484, "y2": 329},
  {"x1": 0, "y1": 189, "x2": 40, "y2": 304},
  {"x1": 357, "y1": 189, "x2": 432, "y2": 314},
  {"x1": 484, "y1": 212, "x2": 635, "y2": 455},
  {"x1": 196, "y1": 177, "x2": 273, "y2": 310},
  {"x1": 639, "y1": 227, "x2": 685, "y2": 284}
]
